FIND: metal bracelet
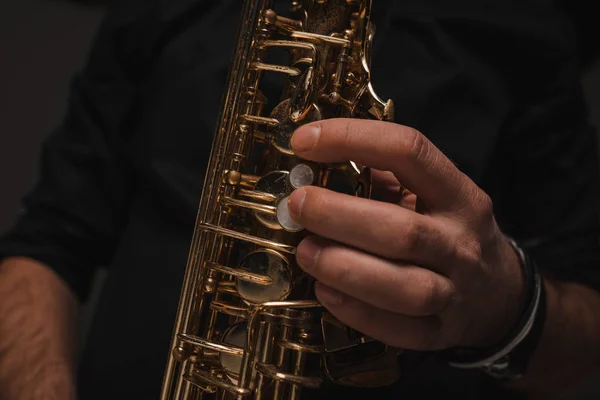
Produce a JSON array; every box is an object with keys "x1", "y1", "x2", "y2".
[{"x1": 448, "y1": 239, "x2": 542, "y2": 369}]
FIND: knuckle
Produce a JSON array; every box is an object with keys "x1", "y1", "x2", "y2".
[
  {"x1": 408, "y1": 128, "x2": 427, "y2": 159},
  {"x1": 466, "y1": 189, "x2": 499, "y2": 245},
  {"x1": 338, "y1": 119, "x2": 354, "y2": 146},
  {"x1": 398, "y1": 127, "x2": 427, "y2": 161},
  {"x1": 456, "y1": 234, "x2": 483, "y2": 266},
  {"x1": 392, "y1": 216, "x2": 425, "y2": 257},
  {"x1": 472, "y1": 190, "x2": 494, "y2": 220},
  {"x1": 414, "y1": 273, "x2": 440, "y2": 315}
]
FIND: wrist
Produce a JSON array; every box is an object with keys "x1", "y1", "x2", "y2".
[
  {"x1": 437, "y1": 238, "x2": 546, "y2": 379},
  {"x1": 480, "y1": 235, "x2": 529, "y2": 347}
]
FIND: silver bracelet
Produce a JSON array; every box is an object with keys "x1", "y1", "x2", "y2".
[{"x1": 447, "y1": 239, "x2": 543, "y2": 370}]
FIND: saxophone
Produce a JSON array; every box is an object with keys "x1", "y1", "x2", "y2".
[{"x1": 161, "y1": 1, "x2": 399, "y2": 398}]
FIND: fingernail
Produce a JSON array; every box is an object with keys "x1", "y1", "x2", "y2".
[
  {"x1": 287, "y1": 188, "x2": 307, "y2": 219},
  {"x1": 291, "y1": 124, "x2": 320, "y2": 153},
  {"x1": 316, "y1": 283, "x2": 344, "y2": 305},
  {"x1": 296, "y1": 237, "x2": 322, "y2": 270}
]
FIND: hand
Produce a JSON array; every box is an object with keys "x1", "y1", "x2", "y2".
[{"x1": 287, "y1": 119, "x2": 527, "y2": 351}]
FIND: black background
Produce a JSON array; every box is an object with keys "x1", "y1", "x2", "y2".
[{"x1": 1, "y1": 0, "x2": 599, "y2": 398}]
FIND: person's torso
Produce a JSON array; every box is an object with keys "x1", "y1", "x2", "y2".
[{"x1": 77, "y1": 1, "x2": 583, "y2": 398}]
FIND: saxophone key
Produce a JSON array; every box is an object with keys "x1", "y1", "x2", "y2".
[
  {"x1": 253, "y1": 171, "x2": 291, "y2": 229},
  {"x1": 235, "y1": 249, "x2": 292, "y2": 304},
  {"x1": 268, "y1": 99, "x2": 322, "y2": 155},
  {"x1": 219, "y1": 322, "x2": 249, "y2": 385},
  {"x1": 275, "y1": 196, "x2": 303, "y2": 232},
  {"x1": 288, "y1": 163, "x2": 316, "y2": 189}
]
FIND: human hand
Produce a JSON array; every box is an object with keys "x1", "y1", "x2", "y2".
[{"x1": 287, "y1": 119, "x2": 527, "y2": 351}]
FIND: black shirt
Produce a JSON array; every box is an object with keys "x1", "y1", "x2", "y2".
[{"x1": 2, "y1": 0, "x2": 600, "y2": 398}]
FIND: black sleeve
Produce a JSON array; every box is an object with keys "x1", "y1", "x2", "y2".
[
  {"x1": 483, "y1": 88, "x2": 600, "y2": 292},
  {"x1": 0, "y1": 0, "x2": 161, "y2": 302},
  {"x1": 414, "y1": 1, "x2": 600, "y2": 292},
  {"x1": 556, "y1": 0, "x2": 600, "y2": 68}
]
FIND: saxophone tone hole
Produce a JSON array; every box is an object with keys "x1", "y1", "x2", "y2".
[
  {"x1": 269, "y1": 98, "x2": 322, "y2": 155},
  {"x1": 236, "y1": 249, "x2": 293, "y2": 304},
  {"x1": 253, "y1": 170, "x2": 291, "y2": 229},
  {"x1": 219, "y1": 322, "x2": 247, "y2": 385}
]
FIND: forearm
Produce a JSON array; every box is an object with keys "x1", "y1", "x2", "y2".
[
  {"x1": 508, "y1": 278, "x2": 600, "y2": 396},
  {"x1": 0, "y1": 257, "x2": 78, "y2": 400}
]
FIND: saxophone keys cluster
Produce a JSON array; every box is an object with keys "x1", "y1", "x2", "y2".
[{"x1": 161, "y1": 1, "x2": 402, "y2": 399}]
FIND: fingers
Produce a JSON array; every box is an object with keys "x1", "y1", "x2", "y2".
[
  {"x1": 315, "y1": 283, "x2": 444, "y2": 350},
  {"x1": 371, "y1": 169, "x2": 402, "y2": 196},
  {"x1": 371, "y1": 169, "x2": 410, "y2": 206},
  {"x1": 290, "y1": 119, "x2": 482, "y2": 214},
  {"x1": 288, "y1": 185, "x2": 455, "y2": 273},
  {"x1": 400, "y1": 193, "x2": 417, "y2": 211},
  {"x1": 296, "y1": 236, "x2": 455, "y2": 316}
]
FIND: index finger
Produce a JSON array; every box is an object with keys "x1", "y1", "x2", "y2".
[{"x1": 290, "y1": 118, "x2": 480, "y2": 213}]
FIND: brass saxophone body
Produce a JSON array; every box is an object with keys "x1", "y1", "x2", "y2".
[{"x1": 161, "y1": 1, "x2": 399, "y2": 398}]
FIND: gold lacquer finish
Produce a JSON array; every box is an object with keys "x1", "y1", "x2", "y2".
[{"x1": 160, "y1": 1, "x2": 400, "y2": 399}]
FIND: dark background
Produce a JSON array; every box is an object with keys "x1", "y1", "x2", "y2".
[{"x1": 1, "y1": 0, "x2": 600, "y2": 398}]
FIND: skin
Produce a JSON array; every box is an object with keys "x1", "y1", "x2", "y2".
[
  {"x1": 288, "y1": 119, "x2": 525, "y2": 350},
  {"x1": 0, "y1": 257, "x2": 78, "y2": 400},
  {"x1": 1, "y1": 119, "x2": 600, "y2": 397},
  {"x1": 287, "y1": 119, "x2": 600, "y2": 395}
]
